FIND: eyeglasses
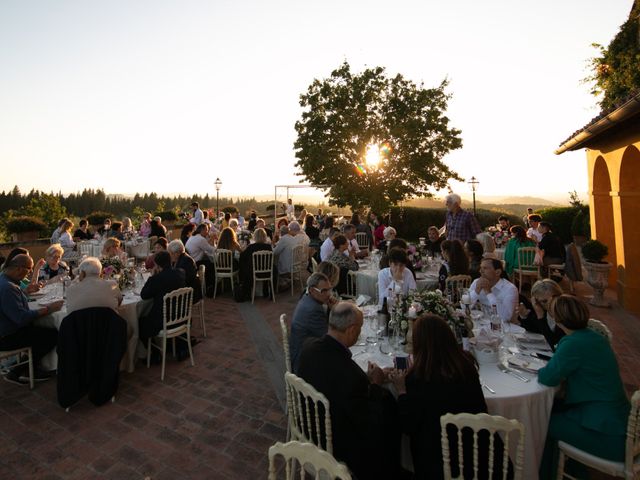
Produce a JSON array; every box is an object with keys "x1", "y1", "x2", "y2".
[
  {"x1": 534, "y1": 297, "x2": 550, "y2": 304},
  {"x1": 312, "y1": 287, "x2": 332, "y2": 294}
]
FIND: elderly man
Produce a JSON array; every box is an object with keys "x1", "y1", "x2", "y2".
[
  {"x1": 443, "y1": 193, "x2": 481, "y2": 243},
  {"x1": 0, "y1": 254, "x2": 62, "y2": 385},
  {"x1": 469, "y1": 257, "x2": 518, "y2": 323},
  {"x1": 66, "y1": 257, "x2": 122, "y2": 315},
  {"x1": 298, "y1": 302, "x2": 401, "y2": 479},
  {"x1": 273, "y1": 221, "x2": 309, "y2": 277},
  {"x1": 343, "y1": 224, "x2": 368, "y2": 258},
  {"x1": 527, "y1": 214, "x2": 543, "y2": 243},
  {"x1": 289, "y1": 273, "x2": 336, "y2": 372},
  {"x1": 168, "y1": 239, "x2": 201, "y2": 303}
]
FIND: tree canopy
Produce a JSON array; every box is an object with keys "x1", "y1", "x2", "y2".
[{"x1": 294, "y1": 61, "x2": 462, "y2": 213}]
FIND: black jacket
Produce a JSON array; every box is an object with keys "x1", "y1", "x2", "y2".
[
  {"x1": 175, "y1": 253, "x2": 201, "y2": 303},
  {"x1": 57, "y1": 307, "x2": 127, "y2": 408},
  {"x1": 139, "y1": 267, "x2": 185, "y2": 339}
]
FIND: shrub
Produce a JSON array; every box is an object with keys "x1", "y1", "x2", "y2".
[
  {"x1": 154, "y1": 210, "x2": 178, "y2": 221},
  {"x1": 222, "y1": 205, "x2": 238, "y2": 214},
  {"x1": 582, "y1": 239, "x2": 609, "y2": 263},
  {"x1": 5, "y1": 216, "x2": 48, "y2": 233},
  {"x1": 87, "y1": 211, "x2": 114, "y2": 225}
]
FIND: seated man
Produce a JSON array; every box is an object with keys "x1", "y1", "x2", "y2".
[
  {"x1": 0, "y1": 254, "x2": 62, "y2": 385},
  {"x1": 469, "y1": 257, "x2": 518, "y2": 323},
  {"x1": 138, "y1": 251, "x2": 186, "y2": 343},
  {"x1": 273, "y1": 221, "x2": 309, "y2": 279},
  {"x1": 537, "y1": 221, "x2": 566, "y2": 278},
  {"x1": 168, "y1": 240, "x2": 201, "y2": 304},
  {"x1": 289, "y1": 273, "x2": 335, "y2": 373},
  {"x1": 66, "y1": 257, "x2": 122, "y2": 314},
  {"x1": 497, "y1": 215, "x2": 511, "y2": 232},
  {"x1": 185, "y1": 224, "x2": 216, "y2": 295},
  {"x1": 297, "y1": 302, "x2": 401, "y2": 479}
]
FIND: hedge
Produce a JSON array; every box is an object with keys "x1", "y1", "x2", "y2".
[
  {"x1": 536, "y1": 207, "x2": 581, "y2": 244},
  {"x1": 86, "y1": 211, "x2": 114, "y2": 225}
]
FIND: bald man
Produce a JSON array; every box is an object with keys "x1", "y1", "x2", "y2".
[{"x1": 0, "y1": 254, "x2": 61, "y2": 385}]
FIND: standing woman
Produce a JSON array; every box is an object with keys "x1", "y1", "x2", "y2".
[
  {"x1": 37, "y1": 244, "x2": 70, "y2": 284},
  {"x1": 538, "y1": 295, "x2": 630, "y2": 478},
  {"x1": 503, "y1": 225, "x2": 536, "y2": 277},
  {"x1": 464, "y1": 239, "x2": 484, "y2": 280}
]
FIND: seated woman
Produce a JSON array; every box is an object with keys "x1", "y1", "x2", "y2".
[
  {"x1": 516, "y1": 279, "x2": 565, "y2": 350},
  {"x1": 503, "y1": 225, "x2": 536, "y2": 277},
  {"x1": 180, "y1": 223, "x2": 197, "y2": 246},
  {"x1": 476, "y1": 232, "x2": 496, "y2": 258},
  {"x1": 379, "y1": 238, "x2": 416, "y2": 279},
  {"x1": 378, "y1": 248, "x2": 416, "y2": 305},
  {"x1": 217, "y1": 227, "x2": 243, "y2": 270},
  {"x1": 101, "y1": 237, "x2": 127, "y2": 263},
  {"x1": 139, "y1": 212, "x2": 152, "y2": 238},
  {"x1": 327, "y1": 234, "x2": 359, "y2": 295},
  {"x1": 315, "y1": 260, "x2": 340, "y2": 299},
  {"x1": 352, "y1": 212, "x2": 374, "y2": 250},
  {"x1": 238, "y1": 227, "x2": 273, "y2": 298},
  {"x1": 438, "y1": 240, "x2": 469, "y2": 293},
  {"x1": 73, "y1": 219, "x2": 92, "y2": 242},
  {"x1": 537, "y1": 221, "x2": 566, "y2": 278},
  {"x1": 390, "y1": 314, "x2": 511, "y2": 480},
  {"x1": 464, "y1": 239, "x2": 483, "y2": 280},
  {"x1": 538, "y1": 295, "x2": 630, "y2": 479},
  {"x1": 57, "y1": 219, "x2": 76, "y2": 254},
  {"x1": 108, "y1": 221, "x2": 125, "y2": 241},
  {"x1": 144, "y1": 237, "x2": 168, "y2": 270},
  {"x1": 121, "y1": 217, "x2": 134, "y2": 236},
  {"x1": 319, "y1": 215, "x2": 333, "y2": 241},
  {"x1": 37, "y1": 244, "x2": 69, "y2": 284}
]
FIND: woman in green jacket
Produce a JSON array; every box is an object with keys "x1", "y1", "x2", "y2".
[
  {"x1": 503, "y1": 225, "x2": 536, "y2": 276},
  {"x1": 538, "y1": 295, "x2": 630, "y2": 479}
]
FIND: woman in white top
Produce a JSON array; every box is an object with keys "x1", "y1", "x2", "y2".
[
  {"x1": 378, "y1": 247, "x2": 416, "y2": 305},
  {"x1": 58, "y1": 219, "x2": 75, "y2": 251}
]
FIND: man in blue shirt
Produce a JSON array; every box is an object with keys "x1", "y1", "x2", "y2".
[{"x1": 0, "y1": 254, "x2": 61, "y2": 385}]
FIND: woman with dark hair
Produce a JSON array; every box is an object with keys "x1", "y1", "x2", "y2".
[
  {"x1": 180, "y1": 223, "x2": 197, "y2": 246},
  {"x1": 378, "y1": 238, "x2": 416, "y2": 279},
  {"x1": 327, "y1": 234, "x2": 359, "y2": 272},
  {"x1": 319, "y1": 215, "x2": 333, "y2": 240},
  {"x1": 304, "y1": 214, "x2": 321, "y2": 254},
  {"x1": 390, "y1": 314, "x2": 510, "y2": 479},
  {"x1": 374, "y1": 215, "x2": 389, "y2": 249},
  {"x1": 73, "y1": 219, "x2": 92, "y2": 241},
  {"x1": 503, "y1": 225, "x2": 536, "y2": 276},
  {"x1": 538, "y1": 295, "x2": 630, "y2": 479},
  {"x1": 377, "y1": 248, "x2": 417, "y2": 304},
  {"x1": 464, "y1": 239, "x2": 484, "y2": 280},
  {"x1": 438, "y1": 239, "x2": 470, "y2": 291}
]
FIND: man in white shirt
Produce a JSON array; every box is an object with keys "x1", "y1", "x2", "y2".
[
  {"x1": 285, "y1": 198, "x2": 295, "y2": 221},
  {"x1": 66, "y1": 257, "x2": 122, "y2": 315},
  {"x1": 190, "y1": 202, "x2": 204, "y2": 226},
  {"x1": 527, "y1": 214, "x2": 543, "y2": 243},
  {"x1": 273, "y1": 221, "x2": 309, "y2": 275},
  {"x1": 320, "y1": 228, "x2": 339, "y2": 261},
  {"x1": 343, "y1": 224, "x2": 368, "y2": 259},
  {"x1": 469, "y1": 257, "x2": 518, "y2": 323}
]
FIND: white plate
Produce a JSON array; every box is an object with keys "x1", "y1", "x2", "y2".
[
  {"x1": 514, "y1": 332, "x2": 546, "y2": 344},
  {"x1": 508, "y1": 355, "x2": 546, "y2": 373},
  {"x1": 38, "y1": 297, "x2": 63, "y2": 306}
]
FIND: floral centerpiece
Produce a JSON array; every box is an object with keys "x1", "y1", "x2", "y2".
[
  {"x1": 407, "y1": 244, "x2": 423, "y2": 270},
  {"x1": 485, "y1": 225, "x2": 509, "y2": 248},
  {"x1": 237, "y1": 229, "x2": 252, "y2": 246},
  {"x1": 101, "y1": 256, "x2": 124, "y2": 278}
]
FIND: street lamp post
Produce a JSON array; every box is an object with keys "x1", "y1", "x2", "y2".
[
  {"x1": 214, "y1": 177, "x2": 222, "y2": 218},
  {"x1": 468, "y1": 176, "x2": 479, "y2": 217}
]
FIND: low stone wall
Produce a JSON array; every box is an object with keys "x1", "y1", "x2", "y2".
[{"x1": 0, "y1": 239, "x2": 51, "y2": 262}]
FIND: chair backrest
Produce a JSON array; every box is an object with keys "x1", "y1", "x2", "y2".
[
  {"x1": 78, "y1": 241, "x2": 93, "y2": 256},
  {"x1": 268, "y1": 441, "x2": 351, "y2": 480},
  {"x1": 588, "y1": 318, "x2": 613, "y2": 343},
  {"x1": 517, "y1": 247, "x2": 538, "y2": 271},
  {"x1": 446, "y1": 274, "x2": 472, "y2": 303},
  {"x1": 625, "y1": 389, "x2": 640, "y2": 477},
  {"x1": 215, "y1": 249, "x2": 233, "y2": 272},
  {"x1": 284, "y1": 372, "x2": 333, "y2": 454},
  {"x1": 280, "y1": 314, "x2": 291, "y2": 373},
  {"x1": 162, "y1": 287, "x2": 194, "y2": 329},
  {"x1": 197, "y1": 264, "x2": 206, "y2": 299},
  {"x1": 343, "y1": 270, "x2": 357, "y2": 299},
  {"x1": 291, "y1": 244, "x2": 307, "y2": 273},
  {"x1": 355, "y1": 232, "x2": 369, "y2": 249},
  {"x1": 440, "y1": 412, "x2": 525, "y2": 480},
  {"x1": 253, "y1": 250, "x2": 274, "y2": 276}
]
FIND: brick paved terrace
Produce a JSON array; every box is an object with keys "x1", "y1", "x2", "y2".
[{"x1": 1, "y1": 277, "x2": 639, "y2": 479}]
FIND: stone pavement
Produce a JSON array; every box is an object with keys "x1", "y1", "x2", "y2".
[{"x1": 0, "y1": 277, "x2": 639, "y2": 479}]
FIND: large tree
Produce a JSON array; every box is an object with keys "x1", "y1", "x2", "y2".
[{"x1": 294, "y1": 61, "x2": 462, "y2": 213}]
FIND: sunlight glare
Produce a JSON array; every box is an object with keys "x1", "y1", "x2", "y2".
[{"x1": 365, "y1": 143, "x2": 381, "y2": 168}]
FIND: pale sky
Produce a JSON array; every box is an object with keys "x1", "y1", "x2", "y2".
[{"x1": 0, "y1": 0, "x2": 632, "y2": 203}]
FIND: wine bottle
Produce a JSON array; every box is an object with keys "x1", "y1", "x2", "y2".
[{"x1": 378, "y1": 297, "x2": 390, "y2": 337}]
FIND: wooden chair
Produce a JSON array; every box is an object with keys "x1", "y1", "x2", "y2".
[
  {"x1": 512, "y1": 247, "x2": 540, "y2": 293},
  {"x1": 77, "y1": 241, "x2": 93, "y2": 257},
  {"x1": 213, "y1": 249, "x2": 238, "y2": 298},
  {"x1": 588, "y1": 318, "x2": 613, "y2": 343},
  {"x1": 268, "y1": 441, "x2": 352, "y2": 480},
  {"x1": 0, "y1": 347, "x2": 33, "y2": 389},
  {"x1": 285, "y1": 371, "x2": 333, "y2": 454},
  {"x1": 146, "y1": 287, "x2": 194, "y2": 381},
  {"x1": 290, "y1": 245, "x2": 308, "y2": 296},
  {"x1": 440, "y1": 412, "x2": 525, "y2": 480},
  {"x1": 192, "y1": 264, "x2": 207, "y2": 337},
  {"x1": 445, "y1": 274, "x2": 472, "y2": 304},
  {"x1": 558, "y1": 389, "x2": 640, "y2": 479},
  {"x1": 355, "y1": 232, "x2": 369, "y2": 250},
  {"x1": 252, "y1": 251, "x2": 275, "y2": 303}
]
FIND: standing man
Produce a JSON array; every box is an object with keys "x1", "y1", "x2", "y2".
[
  {"x1": 0, "y1": 254, "x2": 62, "y2": 385},
  {"x1": 190, "y1": 202, "x2": 204, "y2": 226},
  {"x1": 443, "y1": 193, "x2": 481, "y2": 243}
]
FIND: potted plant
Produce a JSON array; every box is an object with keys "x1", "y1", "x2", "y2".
[
  {"x1": 581, "y1": 239, "x2": 612, "y2": 307},
  {"x1": 5, "y1": 216, "x2": 47, "y2": 242}
]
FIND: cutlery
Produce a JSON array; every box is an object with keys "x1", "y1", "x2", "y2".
[
  {"x1": 497, "y1": 363, "x2": 530, "y2": 382},
  {"x1": 517, "y1": 343, "x2": 552, "y2": 353}
]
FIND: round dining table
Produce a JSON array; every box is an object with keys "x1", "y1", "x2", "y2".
[
  {"x1": 354, "y1": 259, "x2": 439, "y2": 303},
  {"x1": 350, "y1": 315, "x2": 555, "y2": 480}
]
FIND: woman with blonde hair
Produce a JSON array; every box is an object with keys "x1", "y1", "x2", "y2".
[
  {"x1": 37, "y1": 244, "x2": 69, "y2": 283},
  {"x1": 58, "y1": 219, "x2": 75, "y2": 252},
  {"x1": 101, "y1": 237, "x2": 127, "y2": 262},
  {"x1": 516, "y1": 278, "x2": 565, "y2": 350}
]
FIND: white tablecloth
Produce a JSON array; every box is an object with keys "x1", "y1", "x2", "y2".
[
  {"x1": 350, "y1": 326, "x2": 555, "y2": 479},
  {"x1": 32, "y1": 293, "x2": 152, "y2": 373}
]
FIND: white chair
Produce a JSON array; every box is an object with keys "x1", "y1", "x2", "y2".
[
  {"x1": 355, "y1": 232, "x2": 369, "y2": 250},
  {"x1": 146, "y1": 287, "x2": 195, "y2": 381},
  {"x1": 214, "y1": 249, "x2": 238, "y2": 298},
  {"x1": 0, "y1": 347, "x2": 34, "y2": 389},
  {"x1": 290, "y1": 244, "x2": 308, "y2": 296},
  {"x1": 268, "y1": 441, "x2": 352, "y2": 480},
  {"x1": 131, "y1": 239, "x2": 151, "y2": 264},
  {"x1": 192, "y1": 264, "x2": 207, "y2": 337},
  {"x1": 588, "y1": 318, "x2": 613, "y2": 344},
  {"x1": 252, "y1": 251, "x2": 275, "y2": 303},
  {"x1": 557, "y1": 389, "x2": 640, "y2": 479},
  {"x1": 285, "y1": 371, "x2": 333, "y2": 454},
  {"x1": 341, "y1": 270, "x2": 357, "y2": 300},
  {"x1": 445, "y1": 274, "x2": 472, "y2": 304},
  {"x1": 440, "y1": 412, "x2": 525, "y2": 480},
  {"x1": 512, "y1": 247, "x2": 540, "y2": 293}
]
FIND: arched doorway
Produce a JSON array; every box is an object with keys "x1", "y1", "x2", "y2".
[
  {"x1": 591, "y1": 156, "x2": 616, "y2": 287},
  {"x1": 618, "y1": 145, "x2": 640, "y2": 310}
]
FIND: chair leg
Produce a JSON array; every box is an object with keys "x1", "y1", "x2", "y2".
[
  {"x1": 27, "y1": 348, "x2": 34, "y2": 390},
  {"x1": 187, "y1": 331, "x2": 195, "y2": 367},
  {"x1": 200, "y1": 305, "x2": 206, "y2": 338},
  {"x1": 270, "y1": 279, "x2": 275, "y2": 302},
  {"x1": 161, "y1": 336, "x2": 167, "y2": 381},
  {"x1": 172, "y1": 338, "x2": 176, "y2": 358},
  {"x1": 230, "y1": 276, "x2": 234, "y2": 294},
  {"x1": 213, "y1": 277, "x2": 218, "y2": 299},
  {"x1": 252, "y1": 278, "x2": 256, "y2": 304},
  {"x1": 146, "y1": 338, "x2": 152, "y2": 368}
]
